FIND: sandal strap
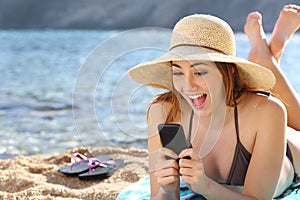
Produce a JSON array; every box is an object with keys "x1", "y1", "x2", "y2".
[
  {"x1": 70, "y1": 153, "x2": 89, "y2": 170},
  {"x1": 87, "y1": 158, "x2": 116, "y2": 173}
]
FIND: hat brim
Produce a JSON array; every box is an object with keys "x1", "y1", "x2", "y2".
[{"x1": 128, "y1": 46, "x2": 276, "y2": 91}]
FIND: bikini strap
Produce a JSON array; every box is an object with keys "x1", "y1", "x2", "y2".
[
  {"x1": 286, "y1": 144, "x2": 300, "y2": 182},
  {"x1": 234, "y1": 105, "x2": 240, "y2": 142},
  {"x1": 187, "y1": 109, "x2": 194, "y2": 148}
]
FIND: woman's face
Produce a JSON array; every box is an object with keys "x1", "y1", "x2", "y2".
[{"x1": 172, "y1": 60, "x2": 226, "y2": 117}]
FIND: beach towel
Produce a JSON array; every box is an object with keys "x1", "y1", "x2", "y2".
[{"x1": 116, "y1": 176, "x2": 300, "y2": 200}]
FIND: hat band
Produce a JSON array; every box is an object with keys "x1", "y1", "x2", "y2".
[{"x1": 169, "y1": 44, "x2": 227, "y2": 55}]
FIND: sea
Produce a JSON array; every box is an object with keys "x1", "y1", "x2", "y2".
[{"x1": 0, "y1": 29, "x2": 299, "y2": 158}]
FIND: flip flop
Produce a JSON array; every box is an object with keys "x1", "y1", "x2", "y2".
[
  {"x1": 78, "y1": 159, "x2": 124, "y2": 180},
  {"x1": 58, "y1": 152, "x2": 112, "y2": 176}
]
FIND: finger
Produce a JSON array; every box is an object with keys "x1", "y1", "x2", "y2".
[
  {"x1": 179, "y1": 148, "x2": 200, "y2": 160},
  {"x1": 179, "y1": 158, "x2": 202, "y2": 169},
  {"x1": 155, "y1": 159, "x2": 178, "y2": 171},
  {"x1": 180, "y1": 168, "x2": 204, "y2": 186},
  {"x1": 155, "y1": 167, "x2": 179, "y2": 178},
  {"x1": 160, "y1": 147, "x2": 179, "y2": 159},
  {"x1": 181, "y1": 174, "x2": 200, "y2": 185},
  {"x1": 179, "y1": 167, "x2": 201, "y2": 177},
  {"x1": 179, "y1": 148, "x2": 193, "y2": 157},
  {"x1": 157, "y1": 175, "x2": 178, "y2": 185}
]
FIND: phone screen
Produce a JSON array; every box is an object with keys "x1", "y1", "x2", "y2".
[{"x1": 158, "y1": 123, "x2": 190, "y2": 155}]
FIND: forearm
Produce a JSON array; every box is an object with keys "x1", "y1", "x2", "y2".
[
  {"x1": 150, "y1": 186, "x2": 180, "y2": 200},
  {"x1": 150, "y1": 171, "x2": 180, "y2": 200}
]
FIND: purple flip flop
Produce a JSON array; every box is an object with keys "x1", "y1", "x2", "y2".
[
  {"x1": 78, "y1": 159, "x2": 124, "y2": 180},
  {"x1": 58, "y1": 152, "x2": 113, "y2": 176}
]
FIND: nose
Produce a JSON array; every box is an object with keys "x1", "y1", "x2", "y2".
[{"x1": 185, "y1": 74, "x2": 198, "y2": 90}]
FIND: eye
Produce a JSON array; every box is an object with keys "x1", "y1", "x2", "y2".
[
  {"x1": 172, "y1": 71, "x2": 183, "y2": 76},
  {"x1": 194, "y1": 71, "x2": 208, "y2": 76}
]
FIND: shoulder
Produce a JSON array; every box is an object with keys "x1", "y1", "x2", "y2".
[
  {"x1": 255, "y1": 94, "x2": 286, "y2": 118},
  {"x1": 243, "y1": 93, "x2": 287, "y2": 132},
  {"x1": 147, "y1": 101, "x2": 173, "y2": 137},
  {"x1": 147, "y1": 101, "x2": 173, "y2": 153},
  {"x1": 242, "y1": 92, "x2": 286, "y2": 115},
  {"x1": 148, "y1": 101, "x2": 173, "y2": 122}
]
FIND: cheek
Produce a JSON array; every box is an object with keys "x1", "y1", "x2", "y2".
[
  {"x1": 172, "y1": 77, "x2": 184, "y2": 91},
  {"x1": 206, "y1": 76, "x2": 225, "y2": 99}
]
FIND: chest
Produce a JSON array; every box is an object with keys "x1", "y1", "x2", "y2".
[{"x1": 190, "y1": 116, "x2": 256, "y2": 183}]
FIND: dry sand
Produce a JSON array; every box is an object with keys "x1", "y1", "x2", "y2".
[{"x1": 0, "y1": 147, "x2": 149, "y2": 200}]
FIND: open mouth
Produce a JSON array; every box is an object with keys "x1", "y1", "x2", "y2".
[{"x1": 188, "y1": 93, "x2": 207, "y2": 109}]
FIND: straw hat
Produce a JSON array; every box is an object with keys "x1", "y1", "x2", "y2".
[{"x1": 128, "y1": 14, "x2": 275, "y2": 90}]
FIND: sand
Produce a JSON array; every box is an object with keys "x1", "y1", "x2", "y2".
[{"x1": 0, "y1": 147, "x2": 149, "y2": 200}]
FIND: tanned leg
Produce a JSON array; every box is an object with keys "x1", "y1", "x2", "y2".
[{"x1": 244, "y1": 10, "x2": 300, "y2": 130}]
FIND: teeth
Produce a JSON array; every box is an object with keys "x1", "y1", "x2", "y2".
[{"x1": 188, "y1": 94, "x2": 203, "y2": 99}]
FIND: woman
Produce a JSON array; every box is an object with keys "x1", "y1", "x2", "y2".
[{"x1": 128, "y1": 5, "x2": 300, "y2": 199}]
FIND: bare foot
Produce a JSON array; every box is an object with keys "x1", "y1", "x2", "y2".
[
  {"x1": 244, "y1": 12, "x2": 272, "y2": 66},
  {"x1": 269, "y1": 4, "x2": 300, "y2": 62}
]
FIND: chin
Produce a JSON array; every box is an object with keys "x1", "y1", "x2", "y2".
[{"x1": 194, "y1": 107, "x2": 213, "y2": 118}]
